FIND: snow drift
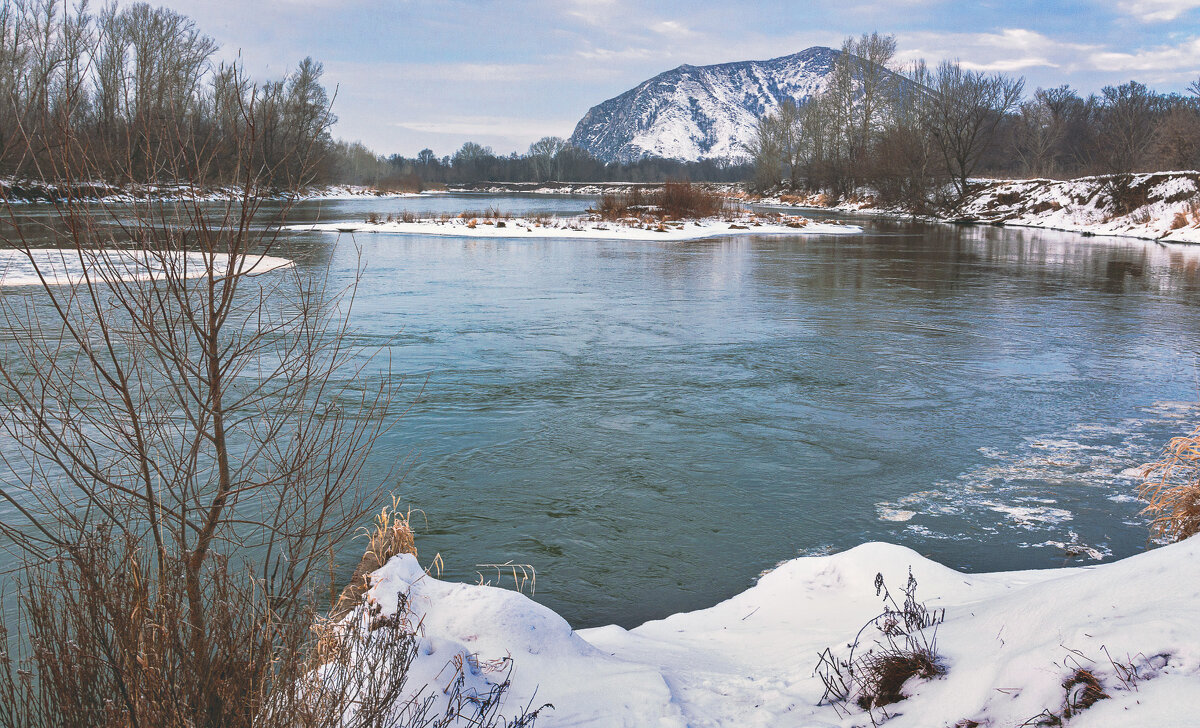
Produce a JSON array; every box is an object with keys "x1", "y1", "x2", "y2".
[{"x1": 357, "y1": 537, "x2": 1200, "y2": 727}]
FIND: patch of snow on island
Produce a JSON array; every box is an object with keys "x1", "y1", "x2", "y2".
[
  {"x1": 352, "y1": 537, "x2": 1200, "y2": 726},
  {"x1": 287, "y1": 214, "x2": 861, "y2": 242},
  {"x1": 0, "y1": 249, "x2": 293, "y2": 287}
]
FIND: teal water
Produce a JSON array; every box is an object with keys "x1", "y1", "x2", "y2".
[{"x1": 6, "y1": 193, "x2": 1200, "y2": 629}]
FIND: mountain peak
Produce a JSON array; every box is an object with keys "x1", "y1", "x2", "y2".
[{"x1": 569, "y1": 46, "x2": 850, "y2": 163}]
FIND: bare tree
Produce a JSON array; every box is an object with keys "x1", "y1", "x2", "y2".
[
  {"x1": 926, "y1": 61, "x2": 1024, "y2": 199},
  {"x1": 1013, "y1": 88, "x2": 1069, "y2": 178},
  {"x1": 1097, "y1": 81, "x2": 1164, "y2": 174},
  {"x1": 0, "y1": 50, "x2": 403, "y2": 726},
  {"x1": 527, "y1": 136, "x2": 566, "y2": 182}
]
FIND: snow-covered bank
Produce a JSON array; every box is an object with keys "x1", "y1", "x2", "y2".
[
  {"x1": 756, "y1": 172, "x2": 1200, "y2": 245},
  {"x1": 361, "y1": 538, "x2": 1200, "y2": 727},
  {"x1": 0, "y1": 178, "x2": 425, "y2": 204},
  {"x1": 447, "y1": 181, "x2": 739, "y2": 197},
  {"x1": 287, "y1": 214, "x2": 861, "y2": 241},
  {"x1": 0, "y1": 249, "x2": 293, "y2": 286}
]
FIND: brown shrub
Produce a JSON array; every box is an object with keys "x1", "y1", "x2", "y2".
[
  {"x1": 653, "y1": 181, "x2": 728, "y2": 219},
  {"x1": 1171, "y1": 211, "x2": 1190, "y2": 230}
]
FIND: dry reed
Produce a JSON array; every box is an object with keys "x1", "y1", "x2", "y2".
[{"x1": 1139, "y1": 426, "x2": 1200, "y2": 542}]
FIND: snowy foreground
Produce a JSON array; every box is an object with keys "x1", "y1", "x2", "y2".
[
  {"x1": 0, "y1": 249, "x2": 293, "y2": 286},
  {"x1": 362, "y1": 538, "x2": 1200, "y2": 727},
  {"x1": 289, "y1": 215, "x2": 861, "y2": 241},
  {"x1": 760, "y1": 171, "x2": 1200, "y2": 245}
]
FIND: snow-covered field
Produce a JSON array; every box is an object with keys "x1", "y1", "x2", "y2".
[
  {"x1": 361, "y1": 537, "x2": 1200, "y2": 727},
  {"x1": 757, "y1": 171, "x2": 1200, "y2": 245},
  {"x1": 288, "y1": 214, "x2": 861, "y2": 241},
  {"x1": 0, "y1": 249, "x2": 293, "y2": 286}
]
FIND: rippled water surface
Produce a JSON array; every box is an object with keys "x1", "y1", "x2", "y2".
[{"x1": 8, "y1": 193, "x2": 1200, "y2": 628}]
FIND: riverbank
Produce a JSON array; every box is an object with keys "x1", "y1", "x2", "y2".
[
  {"x1": 0, "y1": 178, "x2": 428, "y2": 204},
  {"x1": 753, "y1": 171, "x2": 1200, "y2": 245},
  {"x1": 358, "y1": 536, "x2": 1200, "y2": 727},
  {"x1": 287, "y1": 211, "x2": 861, "y2": 241}
]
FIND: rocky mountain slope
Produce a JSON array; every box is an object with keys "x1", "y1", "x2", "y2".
[{"x1": 569, "y1": 47, "x2": 849, "y2": 164}]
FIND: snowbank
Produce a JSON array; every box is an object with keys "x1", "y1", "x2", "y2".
[
  {"x1": 287, "y1": 215, "x2": 861, "y2": 242},
  {"x1": 958, "y1": 173, "x2": 1200, "y2": 244},
  {"x1": 0, "y1": 249, "x2": 293, "y2": 286},
  {"x1": 361, "y1": 538, "x2": 1200, "y2": 727},
  {"x1": 757, "y1": 171, "x2": 1200, "y2": 244}
]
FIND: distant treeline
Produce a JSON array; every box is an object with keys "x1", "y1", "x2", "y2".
[
  {"x1": 748, "y1": 33, "x2": 1200, "y2": 211},
  {"x1": 330, "y1": 138, "x2": 753, "y2": 190}
]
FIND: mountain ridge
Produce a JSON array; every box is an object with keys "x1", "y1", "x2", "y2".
[{"x1": 569, "y1": 47, "x2": 841, "y2": 164}]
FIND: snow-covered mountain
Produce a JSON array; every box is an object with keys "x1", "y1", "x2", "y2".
[{"x1": 569, "y1": 47, "x2": 843, "y2": 164}]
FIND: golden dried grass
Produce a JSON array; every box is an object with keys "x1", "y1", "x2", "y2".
[
  {"x1": 1139, "y1": 426, "x2": 1200, "y2": 542},
  {"x1": 329, "y1": 497, "x2": 418, "y2": 621}
]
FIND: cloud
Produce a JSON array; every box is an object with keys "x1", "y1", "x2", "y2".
[
  {"x1": 1114, "y1": 0, "x2": 1200, "y2": 22},
  {"x1": 896, "y1": 29, "x2": 1089, "y2": 73},
  {"x1": 393, "y1": 116, "x2": 577, "y2": 139},
  {"x1": 1084, "y1": 37, "x2": 1200, "y2": 75}
]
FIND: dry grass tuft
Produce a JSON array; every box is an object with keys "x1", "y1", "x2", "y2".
[
  {"x1": 854, "y1": 651, "x2": 941, "y2": 710},
  {"x1": 1062, "y1": 668, "x2": 1108, "y2": 718},
  {"x1": 330, "y1": 498, "x2": 418, "y2": 621},
  {"x1": 1139, "y1": 426, "x2": 1200, "y2": 542}
]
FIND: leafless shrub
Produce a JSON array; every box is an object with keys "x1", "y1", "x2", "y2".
[
  {"x1": 0, "y1": 42, "x2": 540, "y2": 728},
  {"x1": 653, "y1": 181, "x2": 729, "y2": 219}
]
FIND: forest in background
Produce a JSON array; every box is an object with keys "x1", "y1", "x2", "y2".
[
  {"x1": 746, "y1": 33, "x2": 1200, "y2": 211},
  {"x1": 4, "y1": 3, "x2": 1200, "y2": 196}
]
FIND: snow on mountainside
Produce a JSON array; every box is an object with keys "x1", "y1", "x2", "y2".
[{"x1": 569, "y1": 47, "x2": 849, "y2": 164}]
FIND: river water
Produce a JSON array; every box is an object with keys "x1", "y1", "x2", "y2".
[{"x1": 6, "y1": 193, "x2": 1200, "y2": 628}]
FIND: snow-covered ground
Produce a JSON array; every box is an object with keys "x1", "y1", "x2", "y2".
[
  {"x1": 756, "y1": 172, "x2": 1200, "y2": 245},
  {"x1": 0, "y1": 178, "x2": 424, "y2": 204},
  {"x1": 0, "y1": 249, "x2": 293, "y2": 286},
  {"x1": 958, "y1": 173, "x2": 1200, "y2": 244},
  {"x1": 287, "y1": 214, "x2": 861, "y2": 241},
  {"x1": 359, "y1": 537, "x2": 1200, "y2": 727}
]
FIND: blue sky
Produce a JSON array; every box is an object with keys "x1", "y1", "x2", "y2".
[{"x1": 157, "y1": 0, "x2": 1200, "y2": 157}]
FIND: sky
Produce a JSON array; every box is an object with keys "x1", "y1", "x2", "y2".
[{"x1": 152, "y1": 0, "x2": 1200, "y2": 158}]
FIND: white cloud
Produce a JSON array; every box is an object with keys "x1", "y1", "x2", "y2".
[
  {"x1": 1114, "y1": 0, "x2": 1200, "y2": 22},
  {"x1": 896, "y1": 29, "x2": 1089, "y2": 73},
  {"x1": 393, "y1": 116, "x2": 576, "y2": 139},
  {"x1": 1085, "y1": 37, "x2": 1200, "y2": 75}
]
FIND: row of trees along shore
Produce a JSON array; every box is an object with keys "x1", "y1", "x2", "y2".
[
  {"x1": 6, "y1": 2, "x2": 1200, "y2": 197},
  {"x1": 332, "y1": 138, "x2": 752, "y2": 190},
  {"x1": 0, "y1": 0, "x2": 338, "y2": 187},
  {"x1": 748, "y1": 33, "x2": 1200, "y2": 212}
]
